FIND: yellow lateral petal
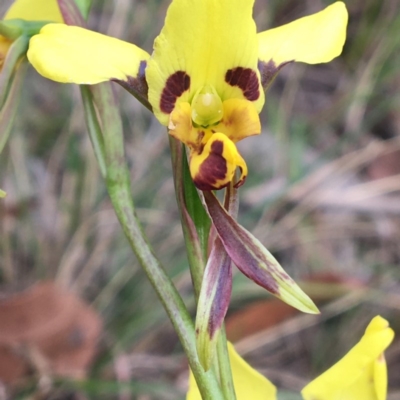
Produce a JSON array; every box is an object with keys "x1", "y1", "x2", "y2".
[
  {"x1": 28, "y1": 24, "x2": 150, "y2": 84},
  {"x1": 4, "y1": 0, "x2": 63, "y2": 22},
  {"x1": 146, "y1": 0, "x2": 264, "y2": 125},
  {"x1": 217, "y1": 98, "x2": 261, "y2": 143},
  {"x1": 168, "y1": 102, "x2": 199, "y2": 149},
  {"x1": 258, "y1": 2, "x2": 348, "y2": 67},
  {"x1": 301, "y1": 316, "x2": 394, "y2": 400},
  {"x1": 187, "y1": 342, "x2": 277, "y2": 400}
]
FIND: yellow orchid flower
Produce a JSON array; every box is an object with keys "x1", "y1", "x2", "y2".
[
  {"x1": 0, "y1": 0, "x2": 62, "y2": 72},
  {"x1": 188, "y1": 317, "x2": 394, "y2": 400},
  {"x1": 27, "y1": 0, "x2": 348, "y2": 190},
  {"x1": 301, "y1": 315, "x2": 395, "y2": 400}
]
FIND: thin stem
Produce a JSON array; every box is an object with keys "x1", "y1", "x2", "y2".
[
  {"x1": 0, "y1": 61, "x2": 27, "y2": 154},
  {"x1": 213, "y1": 181, "x2": 238, "y2": 400},
  {"x1": 169, "y1": 136, "x2": 205, "y2": 299},
  {"x1": 217, "y1": 326, "x2": 235, "y2": 400},
  {"x1": 80, "y1": 86, "x2": 107, "y2": 178},
  {"x1": 82, "y1": 83, "x2": 223, "y2": 400},
  {"x1": 170, "y1": 136, "x2": 237, "y2": 399},
  {"x1": 0, "y1": 35, "x2": 29, "y2": 108}
]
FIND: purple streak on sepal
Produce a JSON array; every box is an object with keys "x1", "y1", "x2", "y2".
[
  {"x1": 203, "y1": 191, "x2": 319, "y2": 314},
  {"x1": 195, "y1": 237, "x2": 232, "y2": 371}
]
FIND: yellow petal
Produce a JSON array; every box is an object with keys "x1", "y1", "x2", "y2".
[
  {"x1": 168, "y1": 102, "x2": 202, "y2": 149},
  {"x1": 301, "y1": 316, "x2": 394, "y2": 400},
  {"x1": 217, "y1": 98, "x2": 261, "y2": 143},
  {"x1": 374, "y1": 354, "x2": 388, "y2": 400},
  {"x1": 258, "y1": 2, "x2": 348, "y2": 67},
  {"x1": 190, "y1": 133, "x2": 247, "y2": 191},
  {"x1": 27, "y1": 24, "x2": 150, "y2": 84},
  {"x1": 4, "y1": 0, "x2": 63, "y2": 22},
  {"x1": 187, "y1": 342, "x2": 277, "y2": 400},
  {"x1": 146, "y1": 0, "x2": 264, "y2": 125}
]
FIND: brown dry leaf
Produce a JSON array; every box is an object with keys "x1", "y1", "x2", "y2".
[
  {"x1": 367, "y1": 148, "x2": 400, "y2": 181},
  {"x1": 226, "y1": 273, "x2": 365, "y2": 343},
  {"x1": 226, "y1": 299, "x2": 298, "y2": 342},
  {"x1": 0, "y1": 281, "x2": 102, "y2": 384}
]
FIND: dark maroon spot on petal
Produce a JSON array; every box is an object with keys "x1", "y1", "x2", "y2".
[
  {"x1": 225, "y1": 67, "x2": 260, "y2": 101},
  {"x1": 258, "y1": 59, "x2": 293, "y2": 89},
  {"x1": 193, "y1": 140, "x2": 228, "y2": 191},
  {"x1": 160, "y1": 71, "x2": 190, "y2": 113}
]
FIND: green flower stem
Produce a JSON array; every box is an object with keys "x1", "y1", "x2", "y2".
[
  {"x1": 0, "y1": 61, "x2": 27, "y2": 154},
  {"x1": 170, "y1": 138, "x2": 236, "y2": 399},
  {"x1": 181, "y1": 148, "x2": 211, "y2": 264},
  {"x1": 215, "y1": 182, "x2": 237, "y2": 400},
  {"x1": 0, "y1": 21, "x2": 22, "y2": 40},
  {"x1": 0, "y1": 20, "x2": 49, "y2": 39},
  {"x1": 216, "y1": 326, "x2": 235, "y2": 400},
  {"x1": 80, "y1": 87, "x2": 107, "y2": 178},
  {"x1": 81, "y1": 83, "x2": 223, "y2": 400},
  {"x1": 169, "y1": 136, "x2": 206, "y2": 300},
  {"x1": 0, "y1": 35, "x2": 29, "y2": 108}
]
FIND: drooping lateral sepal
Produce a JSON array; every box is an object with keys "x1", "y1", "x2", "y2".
[
  {"x1": 203, "y1": 191, "x2": 319, "y2": 314},
  {"x1": 195, "y1": 237, "x2": 232, "y2": 371}
]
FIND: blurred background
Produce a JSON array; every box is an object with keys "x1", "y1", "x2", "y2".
[{"x1": 1, "y1": 0, "x2": 400, "y2": 398}]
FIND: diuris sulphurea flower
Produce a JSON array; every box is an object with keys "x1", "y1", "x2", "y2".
[
  {"x1": 27, "y1": 0, "x2": 348, "y2": 191},
  {"x1": 26, "y1": 1, "x2": 348, "y2": 371}
]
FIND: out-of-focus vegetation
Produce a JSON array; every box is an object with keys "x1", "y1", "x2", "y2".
[{"x1": 0, "y1": 0, "x2": 400, "y2": 399}]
